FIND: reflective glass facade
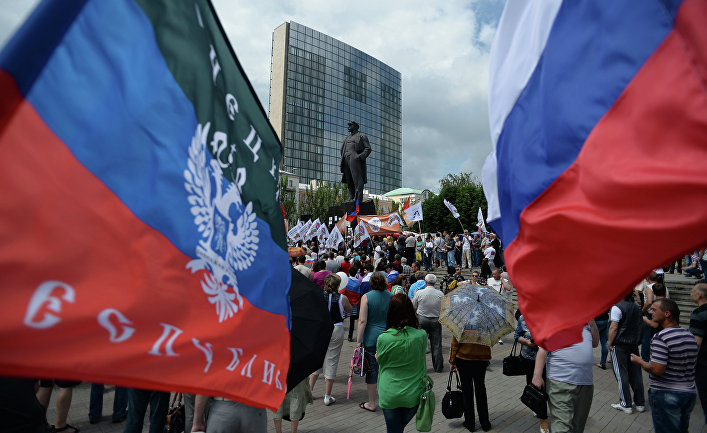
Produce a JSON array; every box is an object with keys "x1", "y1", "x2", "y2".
[{"x1": 269, "y1": 22, "x2": 402, "y2": 195}]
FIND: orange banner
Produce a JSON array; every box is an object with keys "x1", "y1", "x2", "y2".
[{"x1": 358, "y1": 212, "x2": 403, "y2": 235}]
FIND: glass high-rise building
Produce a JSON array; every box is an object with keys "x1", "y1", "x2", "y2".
[{"x1": 269, "y1": 21, "x2": 402, "y2": 195}]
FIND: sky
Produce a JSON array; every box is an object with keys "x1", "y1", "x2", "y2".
[{"x1": 0, "y1": 0, "x2": 505, "y2": 193}]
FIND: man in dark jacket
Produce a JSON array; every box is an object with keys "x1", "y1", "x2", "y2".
[
  {"x1": 340, "y1": 120, "x2": 371, "y2": 203},
  {"x1": 608, "y1": 291, "x2": 646, "y2": 414}
]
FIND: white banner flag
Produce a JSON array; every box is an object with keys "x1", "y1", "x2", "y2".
[
  {"x1": 326, "y1": 226, "x2": 344, "y2": 249},
  {"x1": 299, "y1": 219, "x2": 312, "y2": 241},
  {"x1": 443, "y1": 199, "x2": 460, "y2": 218},
  {"x1": 477, "y1": 208, "x2": 487, "y2": 234},
  {"x1": 404, "y1": 202, "x2": 424, "y2": 222},
  {"x1": 305, "y1": 218, "x2": 321, "y2": 241},
  {"x1": 316, "y1": 224, "x2": 329, "y2": 245},
  {"x1": 353, "y1": 221, "x2": 370, "y2": 247},
  {"x1": 287, "y1": 220, "x2": 303, "y2": 242}
]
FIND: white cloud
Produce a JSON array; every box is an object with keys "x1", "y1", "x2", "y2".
[{"x1": 0, "y1": 0, "x2": 505, "y2": 193}]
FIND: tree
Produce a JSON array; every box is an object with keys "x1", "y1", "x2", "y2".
[
  {"x1": 422, "y1": 171, "x2": 487, "y2": 235},
  {"x1": 278, "y1": 175, "x2": 298, "y2": 227},
  {"x1": 298, "y1": 180, "x2": 348, "y2": 222},
  {"x1": 391, "y1": 200, "x2": 400, "y2": 214}
]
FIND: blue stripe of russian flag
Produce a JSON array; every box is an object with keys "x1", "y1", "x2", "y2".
[{"x1": 483, "y1": 0, "x2": 682, "y2": 246}]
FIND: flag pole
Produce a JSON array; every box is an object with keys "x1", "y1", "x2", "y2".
[{"x1": 457, "y1": 217, "x2": 465, "y2": 233}]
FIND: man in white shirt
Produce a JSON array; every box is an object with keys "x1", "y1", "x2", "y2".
[
  {"x1": 412, "y1": 274, "x2": 444, "y2": 372},
  {"x1": 461, "y1": 230, "x2": 472, "y2": 269},
  {"x1": 483, "y1": 245, "x2": 496, "y2": 271}
]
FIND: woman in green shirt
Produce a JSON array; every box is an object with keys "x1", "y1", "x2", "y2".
[{"x1": 377, "y1": 293, "x2": 428, "y2": 433}]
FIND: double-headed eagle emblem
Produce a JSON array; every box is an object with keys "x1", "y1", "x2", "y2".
[{"x1": 184, "y1": 124, "x2": 259, "y2": 322}]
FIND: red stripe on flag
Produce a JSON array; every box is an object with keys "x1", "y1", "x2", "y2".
[
  {"x1": 507, "y1": 0, "x2": 707, "y2": 351},
  {"x1": 0, "y1": 74, "x2": 289, "y2": 409}
]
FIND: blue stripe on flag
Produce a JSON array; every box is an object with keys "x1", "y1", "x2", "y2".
[{"x1": 13, "y1": 0, "x2": 290, "y2": 318}]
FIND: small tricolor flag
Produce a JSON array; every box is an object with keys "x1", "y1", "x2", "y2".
[{"x1": 346, "y1": 199, "x2": 360, "y2": 223}]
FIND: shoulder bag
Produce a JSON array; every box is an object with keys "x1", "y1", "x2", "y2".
[
  {"x1": 416, "y1": 375, "x2": 435, "y2": 431},
  {"x1": 502, "y1": 338, "x2": 527, "y2": 376},
  {"x1": 441, "y1": 370, "x2": 464, "y2": 419}
]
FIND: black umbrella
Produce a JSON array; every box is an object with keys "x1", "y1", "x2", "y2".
[{"x1": 286, "y1": 268, "x2": 333, "y2": 390}]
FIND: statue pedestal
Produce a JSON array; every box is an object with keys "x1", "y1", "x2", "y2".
[{"x1": 326, "y1": 199, "x2": 376, "y2": 231}]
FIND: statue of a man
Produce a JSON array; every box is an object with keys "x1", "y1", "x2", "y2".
[{"x1": 340, "y1": 120, "x2": 371, "y2": 203}]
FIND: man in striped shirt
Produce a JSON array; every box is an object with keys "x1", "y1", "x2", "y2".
[{"x1": 631, "y1": 298, "x2": 698, "y2": 433}]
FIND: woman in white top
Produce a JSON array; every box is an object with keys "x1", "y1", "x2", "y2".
[{"x1": 309, "y1": 273, "x2": 352, "y2": 406}]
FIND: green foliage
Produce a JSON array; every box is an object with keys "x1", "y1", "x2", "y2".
[
  {"x1": 299, "y1": 180, "x2": 348, "y2": 222},
  {"x1": 391, "y1": 200, "x2": 400, "y2": 214},
  {"x1": 278, "y1": 175, "x2": 298, "y2": 227},
  {"x1": 422, "y1": 171, "x2": 487, "y2": 235}
]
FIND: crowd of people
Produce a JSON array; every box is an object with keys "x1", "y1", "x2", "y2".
[{"x1": 7, "y1": 230, "x2": 706, "y2": 433}]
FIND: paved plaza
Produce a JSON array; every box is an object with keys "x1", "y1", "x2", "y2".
[{"x1": 45, "y1": 272, "x2": 707, "y2": 433}]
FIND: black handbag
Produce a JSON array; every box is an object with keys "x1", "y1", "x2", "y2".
[
  {"x1": 520, "y1": 383, "x2": 548, "y2": 416},
  {"x1": 441, "y1": 370, "x2": 464, "y2": 419},
  {"x1": 165, "y1": 392, "x2": 185, "y2": 433},
  {"x1": 502, "y1": 339, "x2": 527, "y2": 376}
]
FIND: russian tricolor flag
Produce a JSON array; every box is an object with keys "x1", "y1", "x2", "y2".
[
  {"x1": 0, "y1": 0, "x2": 291, "y2": 409},
  {"x1": 483, "y1": 0, "x2": 707, "y2": 350}
]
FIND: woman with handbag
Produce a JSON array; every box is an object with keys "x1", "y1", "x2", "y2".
[
  {"x1": 515, "y1": 311, "x2": 549, "y2": 433},
  {"x1": 449, "y1": 337, "x2": 492, "y2": 432},
  {"x1": 376, "y1": 293, "x2": 428, "y2": 432}
]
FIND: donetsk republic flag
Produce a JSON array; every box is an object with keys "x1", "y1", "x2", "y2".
[{"x1": 0, "y1": 0, "x2": 292, "y2": 409}]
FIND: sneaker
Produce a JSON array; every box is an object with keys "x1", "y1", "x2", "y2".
[
  {"x1": 635, "y1": 405, "x2": 646, "y2": 413},
  {"x1": 611, "y1": 403, "x2": 633, "y2": 414},
  {"x1": 324, "y1": 395, "x2": 336, "y2": 406}
]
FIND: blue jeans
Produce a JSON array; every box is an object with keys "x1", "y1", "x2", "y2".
[
  {"x1": 447, "y1": 251, "x2": 456, "y2": 267},
  {"x1": 124, "y1": 388, "x2": 170, "y2": 433},
  {"x1": 423, "y1": 250, "x2": 432, "y2": 271},
  {"x1": 382, "y1": 405, "x2": 418, "y2": 433},
  {"x1": 595, "y1": 320, "x2": 609, "y2": 365},
  {"x1": 648, "y1": 389, "x2": 696, "y2": 433},
  {"x1": 437, "y1": 250, "x2": 446, "y2": 266},
  {"x1": 472, "y1": 249, "x2": 481, "y2": 267},
  {"x1": 89, "y1": 384, "x2": 127, "y2": 422}
]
